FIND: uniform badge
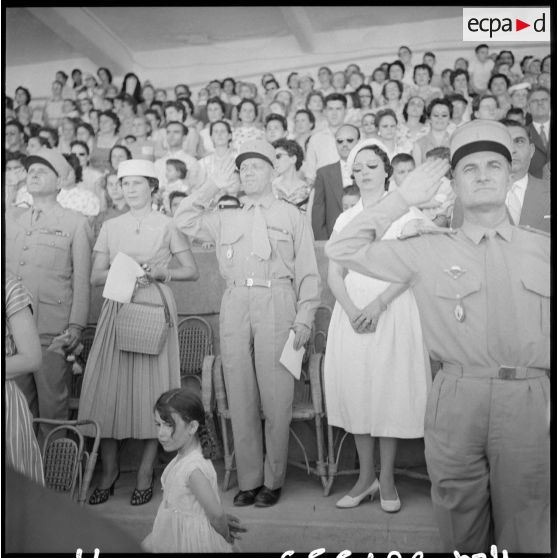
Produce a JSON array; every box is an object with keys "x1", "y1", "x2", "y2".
[
  {"x1": 226, "y1": 247, "x2": 234, "y2": 259},
  {"x1": 444, "y1": 265, "x2": 467, "y2": 280},
  {"x1": 454, "y1": 301, "x2": 466, "y2": 322}
]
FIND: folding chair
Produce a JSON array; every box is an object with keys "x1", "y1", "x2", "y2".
[
  {"x1": 33, "y1": 418, "x2": 101, "y2": 505},
  {"x1": 177, "y1": 316, "x2": 214, "y2": 389}
]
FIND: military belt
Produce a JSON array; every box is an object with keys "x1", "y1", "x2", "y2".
[
  {"x1": 442, "y1": 362, "x2": 549, "y2": 380},
  {"x1": 228, "y1": 278, "x2": 292, "y2": 288}
]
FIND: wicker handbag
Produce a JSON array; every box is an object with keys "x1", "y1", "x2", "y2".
[{"x1": 115, "y1": 281, "x2": 173, "y2": 355}]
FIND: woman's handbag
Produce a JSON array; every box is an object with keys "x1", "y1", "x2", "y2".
[{"x1": 115, "y1": 280, "x2": 173, "y2": 355}]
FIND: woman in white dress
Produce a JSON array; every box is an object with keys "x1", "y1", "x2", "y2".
[{"x1": 324, "y1": 139, "x2": 431, "y2": 512}]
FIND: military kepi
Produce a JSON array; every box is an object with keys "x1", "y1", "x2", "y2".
[
  {"x1": 450, "y1": 120, "x2": 512, "y2": 168},
  {"x1": 235, "y1": 139, "x2": 276, "y2": 169},
  {"x1": 24, "y1": 147, "x2": 71, "y2": 180}
]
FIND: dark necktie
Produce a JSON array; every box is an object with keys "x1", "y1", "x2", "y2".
[
  {"x1": 539, "y1": 125, "x2": 548, "y2": 148},
  {"x1": 484, "y1": 230, "x2": 518, "y2": 365}
]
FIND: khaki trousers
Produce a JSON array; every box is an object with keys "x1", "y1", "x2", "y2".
[
  {"x1": 219, "y1": 284, "x2": 295, "y2": 491},
  {"x1": 425, "y1": 370, "x2": 550, "y2": 553}
]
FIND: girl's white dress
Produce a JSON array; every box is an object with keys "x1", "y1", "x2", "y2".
[
  {"x1": 143, "y1": 446, "x2": 233, "y2": 553},
  {"x1": 324, "y1": 200, "x2": 431, "y2": 438}
]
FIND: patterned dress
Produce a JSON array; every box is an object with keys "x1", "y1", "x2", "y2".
[{"x1": 5, "y1": 276, "x2": 44, "y2": 485}]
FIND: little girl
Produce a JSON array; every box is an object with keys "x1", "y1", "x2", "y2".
[{"x1": 143, "y1": 388, "x2": 242, "y2": 553}]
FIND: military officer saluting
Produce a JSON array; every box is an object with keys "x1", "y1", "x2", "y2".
[
  {"x1": 6, "y1": 148, "x2": 92, "y2": 441},
  {"x1": 326, "y1": 120, "x2": 550, "y2": 553},
  {"x1": 174, "y1": 140, "x2": 321, "y2": 507}
]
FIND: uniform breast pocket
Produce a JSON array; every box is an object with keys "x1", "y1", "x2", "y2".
[
  {"x1": 36, "y1": 235, "x2": 71, "y2": 270},
  {"x1": 434, "y1": 275, "x2": 482, "y2": 321},
  {"x1": 219, "y1": 229, "x2": 244, "y2": 268},
  {"x1": 268, "y1": 228, "x2": 293, "y2": 260},
  {"x1": 521, "y1": 273, "x2": 550, "y2": 336}
]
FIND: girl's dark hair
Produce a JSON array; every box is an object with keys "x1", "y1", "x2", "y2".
[
  {"x1": 70, "y1": 139, "x2": 90, "y2": 155},
  {"x1": 352, "y1": 144, "x2": 393, "y2": 190},
  {"x1": 178, "y1": 97, "x2": 195, "y2": 116},
  {"x1": 388, "y1": 60, "x2": 405, "y2": 77},
  {"x1": 210, "y1": 119, "x2": 232, "y2": 136},
  {"x1": 147, "y1": 176, "x2": 159, "y2": 194},
  {"x1": 206, "y1": 96, "x2": 227, "y2": 116},
  {"x1": 272, "y1": 138, "x2": 304, "y2": 170},
  {"x1": 488, "y1": 73, "x2": 511, "y2": 91},
  {"x1": 155, "y1": 388, "x2": 216, "y2": 459},
  {"x1": 77, "y1": 121, "x2": 95, "y2": 138},
  {"x1": 450, "y1": 69, "x2": 470, "y2": 88},
  {"x1": 374, "y1": 108, "x2": 398, "y2": 129},
  {"x1": 15, "y1": 86, "x2": 31, "y2": 105},
  {"x1": 305, "y1": 90, "x2": 325, "y2": 111},
  {"x1": 63, "y1": 153, "x2": 83, "y2": 183},
  {"x1": 237, "y1": 98, "x2": 258, "y2": 119},
  {"x1": 121, "y1": 72, "x2": 143, "y2": 104},
  {"x1": 402, "y1": 97, "x2": 426, "y2": 123}
]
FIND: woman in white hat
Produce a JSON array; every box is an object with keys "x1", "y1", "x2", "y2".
[
  {"x1": 324, "y1": 139, "x2": 431, "y2": 513},
  {"x1": 78, "y1": 159, "x2": 199, "y2": 506}
]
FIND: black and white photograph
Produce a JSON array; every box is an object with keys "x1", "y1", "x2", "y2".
[{"x1": 4, "y1": 4, "x2": 552, "y2": 556}]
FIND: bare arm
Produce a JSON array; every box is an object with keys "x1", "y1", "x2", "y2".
[
  {"x1": 327, "y1": 258, "x2": 361, "y2": 324},
  {"x1": 148, "y1": 249, "x2": 200, "y2": 283},
  {"x1": 91, "y1": 251, "x2": 111, "y2": 287},
  {"x1": 6, "y1": 306, "x2": 42, "y2": 380},
  {"x1": 189, "y1": 469, "x2": 231, "y2": 543}
]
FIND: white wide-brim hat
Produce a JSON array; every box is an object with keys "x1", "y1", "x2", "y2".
[
  {"x1": 117, "y1": 159, "x2": 158, "y2": 179},
  {"x1": 346, "y1": 138, "x2": 390, "y2": 171}
]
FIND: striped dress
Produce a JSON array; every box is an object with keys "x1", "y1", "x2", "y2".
[{"x1": 5, "y1": 276, "x2": 45, "y2": 485}]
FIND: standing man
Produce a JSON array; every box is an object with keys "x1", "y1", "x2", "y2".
[
  {"x1": 526, "y1": 86, "x2": 550, "y2": 179},
  {"x1": 304, "y1": 93, "x2": 348, "y2": 183},
  {"x1": 311, "y1": 124, "x2": 360, "y2": 240},
  {"x1": 5, "y1": 148, "x2": 92, "y2": 441},
  {"x1": 326, "y1": 120, "x2": 549, "y2": 553},
  {"x1": 174, "y1": 140, "x2": 321, "y2": 507},
  {"x1": 452, "y1": 119, "x2": 550, "y2": 232}
]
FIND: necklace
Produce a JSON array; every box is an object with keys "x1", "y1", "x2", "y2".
[{"x1": 130, "y1": 210, "x2": 152, "y2": 234}]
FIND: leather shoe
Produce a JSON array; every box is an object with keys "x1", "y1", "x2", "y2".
[
  {"x1": 254, "y1": 486, "x2": 281, "y2": 507},
  {"x1": 233, "y1": 486, "x2": 262, "y2": 507}
]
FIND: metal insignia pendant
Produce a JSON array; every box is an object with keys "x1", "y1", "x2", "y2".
[
  {"x1": 454, "y1": 301, "x2": 465, "y2": 322},
  {"x1": 226, "y1": 247, "x2": 233, "y2": 259}
]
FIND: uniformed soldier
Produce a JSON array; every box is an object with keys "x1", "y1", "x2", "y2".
[
  {"x1": 326, "y1": 120, "x2": 550, "y2": 553},
  {"x1": 174, "y1": 139, "x2": 321, "y2": 507},
  {"x1": 6, "y1": 148, "x2": 92, "y2": 441}
]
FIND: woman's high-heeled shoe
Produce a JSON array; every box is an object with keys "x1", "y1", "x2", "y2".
[
  {"x1": 89, "y1": 471, "x2": 120, "y2": 505},
  {"x1": 336, "y1": 478, "x2": 379, "y2": 508},
  {"x1": 380, "y1": 485, "x2": 401, "y2": 513},
  {"x1": 131, "y1": 472, "x2": 155, "y2": 506}
]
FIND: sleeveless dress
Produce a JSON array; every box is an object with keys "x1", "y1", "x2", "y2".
[
  {"x1": 324, "y1": 200, "x2": 431, "y2": 438},
  {"x1": 5, "y1": 276, "x2": 45, "y2": 485},
  {"x1": 143, "y1": 445, "x2": 233, "y2": 553},
  {"x1": 77, "y1": 211, "x2": 190, "y2": 439}
]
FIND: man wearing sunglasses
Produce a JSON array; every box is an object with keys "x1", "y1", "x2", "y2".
[{"x1": 311, "y1": 124, "x2": 360, "y2": 240}]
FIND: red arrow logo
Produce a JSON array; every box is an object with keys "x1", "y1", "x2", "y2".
[{"x1": 516, "y1": 18, "x2": 530, "y2": 31}]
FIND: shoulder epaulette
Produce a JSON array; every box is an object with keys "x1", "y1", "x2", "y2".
[{"x1": 517, "y1": 224, "x2": 550, "y2": 237}]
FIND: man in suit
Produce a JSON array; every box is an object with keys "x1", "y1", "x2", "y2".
[
  {"x1": 526, "y1": 86, "x2": 550, "y2": 179},
  {"x1": 311, "y1": 124, "x2": 360, "y2": 240},
  {"x1": 452, "y1": 118, "x2": 550, "y2": 232}
]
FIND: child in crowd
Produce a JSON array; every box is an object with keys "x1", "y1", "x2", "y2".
[
  {"x1": 143, "y1": 389, "x2": 244, "y2": 553},
  {"x1": 168, "y1": 190, "x2": 188, "y2": 217},
  {"x1": 163, "y1": 158, "x2": 190, "y2": 212},
  {"x1": 468, "y1": 43, "x2": 494, "y2": 94},
  {"x1": 389, "y1": 153, "x2": 416, "y2": 191},
  {"x1": 341, "y1": 184, "x2": 361, "y2": 212}
]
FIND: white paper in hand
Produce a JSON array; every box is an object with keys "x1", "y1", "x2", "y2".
[
  {"x1": 279, "y1": 329, "x2": 305, "y2": 380},
  {"x1": 102, "y1": 252, "x2": 145, "y2": 303}
]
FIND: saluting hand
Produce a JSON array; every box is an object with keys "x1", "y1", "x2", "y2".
[{"x1": 398, "y1": 159, "x2": 450, "y2": 207}]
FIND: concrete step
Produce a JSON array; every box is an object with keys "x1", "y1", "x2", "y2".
[{"x1": 87, "y1": 460, "x2": 442, "y2": 553}]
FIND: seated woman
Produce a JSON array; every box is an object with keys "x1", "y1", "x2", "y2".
[
  {"x1": 57, "y1": 153, "x2": 101, "y2": 218},
  {"x1": 360, "y1": 112, "x2": 377, "y2": 140},
  {"x1": 91, "y1": 172, "x2": 129, "y2": 239},
  {"x1": 324, "y1": 139, "x2": 431, "y2": 513},
  {"x1": 377, "y1": 80, "x2": 405, "y2": 121},
  {"x1": 412, "y1": 98, "x2": 453, "y2": 164},
  {"x1": 271, "y1": 138, "x2": 312, "y2": 212},
  {"x1": 291, "y1": 109, "x2": 316, "y2": 154},
  {"x1": 231, "y1": 99, "x2": 264, "y2": 151},
  {"x1": 346, "y1": 85, "x2": 374, "y2": 127},
  {"x1": 78, "y1": 159, "x2": 199, "y2": 507},
  {"x1": 487, "y1": 73, "x2": 512, "y2": 119},
  {"x1": 199, "y1": 97, "x2": 230, "y2": 156},
  {"x1": 374, "y1": 109, "x2": 413, "y2": 160},
  {"x1": 305, "y1": 91, "x2": 328, "y2": 132},
  {"x1": 107, "y1": 144, "x2": 133, "y2": 175},
  {"x1": 398, "y1": 96, "x2": 430, "y2": 144},
  {"x1": 408, "y1": 64, "x2": 443, "y2": 105},
  {"x1": 90, "y1": 110, "x2": 121, "y2": 171}
]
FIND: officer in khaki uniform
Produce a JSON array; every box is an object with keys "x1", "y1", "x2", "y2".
[
  {"x1": 174, "y1": 140, "x2": 321, "y2": 507},
  {"x1": 6, "y1": 148, "x2": 92, "y2": 440},
  {"x1": 326, "y1": 121, "x2": 549, "y2": 553}
]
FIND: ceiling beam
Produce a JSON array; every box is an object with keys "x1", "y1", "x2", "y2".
[
  {"x1": 279, "y1": 7, "x2": 315, "y2": 53},
  {"x1": 25, "y1": 7, "x2": 134, "y2": 74}
]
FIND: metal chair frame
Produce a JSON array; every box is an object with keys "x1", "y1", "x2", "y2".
[{"x1": 33, "y1": 418, "x2": 101, "y2": 505}]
